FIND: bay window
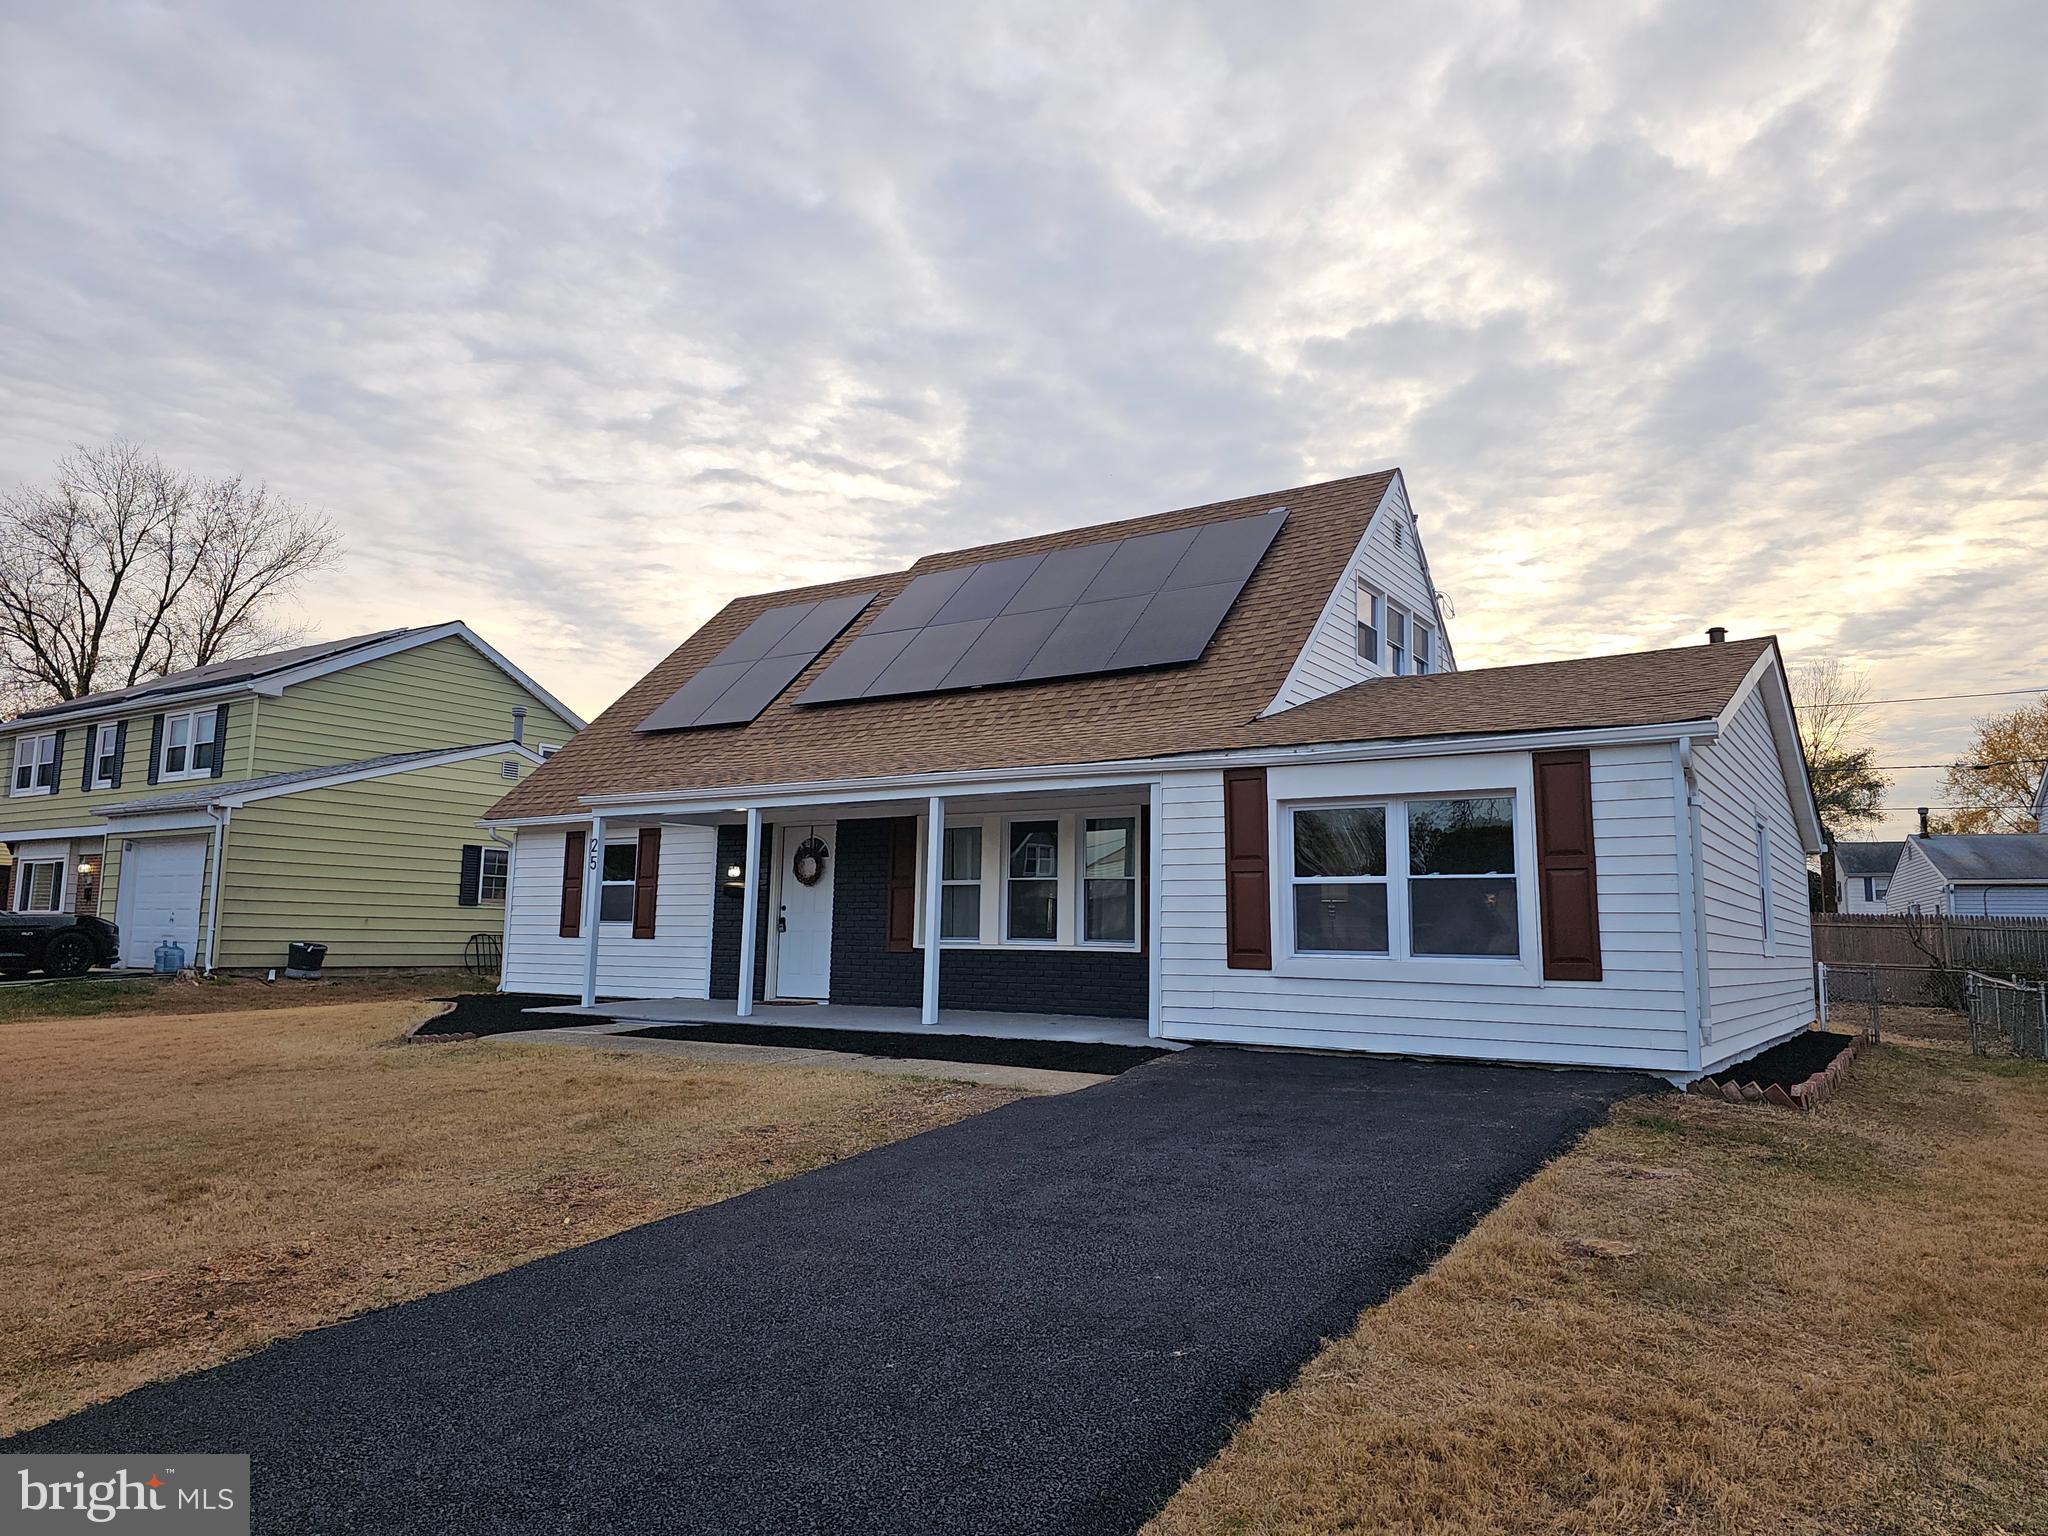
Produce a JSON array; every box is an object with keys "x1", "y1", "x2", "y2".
[
  {"x1": 939, "y1": 825, "x2": 982, "y2": 941},
  {"x1": 1005, "y1": 821, "x2": 1059, "y2": 942},
  {"x1": 1288, "y1": 795, "x2": 1521, "y2": 961},
  {"x1": 1082, "y1": 817, "x2": 1137, "y2": 944},
  {"x1": 11, "y1": 733, "x2": 56, "y2": 795}
]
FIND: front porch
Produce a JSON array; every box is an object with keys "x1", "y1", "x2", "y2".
[{"x1": 530, "y1": 995, "x2": 1173, "y2": 1051}]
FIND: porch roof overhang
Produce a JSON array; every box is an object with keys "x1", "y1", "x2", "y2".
[{"x1": 479, "y1": 716, "x2": 1722, "y2": 827}]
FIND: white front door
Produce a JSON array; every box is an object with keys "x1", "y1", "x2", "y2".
[
  {"x1": 773, "y1": 822, "x2": 835, "y2": 999},
  {"x1": 117, "y1": 836, "x2": 207, "y2": 968}
]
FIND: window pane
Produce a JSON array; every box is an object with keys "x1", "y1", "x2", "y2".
[
  {"x1": 1293, "y1": 807, "x2": 1386, "y2": 877},
  {"x1": 479, "y1": 848, "x2": 509, "y2": 903},
  {"x1": 194, "y1": 736, "x2": 216, "y2": 771},
  {"x1": 1084, "y1": 878, "x2": 1135, "y2": 943},
  {"x1": 941, "y1": 825, "x2": 981, "y2": 881},
  {"x1": 1410, "y1": 877, "x2": 1519, "y2": 956},
  {"x1": 1293, "y1": 882, "x2": 1388, "y2": 953},
  {"x1": 169, "y1": 717, "x2": 190, "y2": 748},
  {"x1": 195, "y1": 712, "x2": 217, "y2": 744},
  {"x1": 1008, "y1": 821, "x2": 1058, "y2": 879},
  {"x1": 1408, "y1": 797, "x2": 1515, "y2": 875},
  {"x1": 165, "y1": 744, "x2": 187, "y2": 774},
  {"x1": 602, "y1": 843, "x2": 638, "y2": 883},
  {"x1": 1084, "y1": 818, "x2": 1133, "y2": 879},
  {"x1": 598, "y1": 884, "x2": 635, "y2": 923},
  {"x1": 1007, "y1": 879, "x2": 1057, "y2": 941},
  {"x1": 939, "y1": 884, "x2": 980, "y2": 941}
]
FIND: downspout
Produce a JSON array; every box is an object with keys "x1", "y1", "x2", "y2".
[
  {"x1": 203, "y1": 804, "x2": 232, "y2": 976},
  {"x1": 1678, "y1": 738, "x2": 1714, "y2": 1064}
]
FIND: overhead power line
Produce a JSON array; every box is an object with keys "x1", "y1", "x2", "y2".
[
  {"x1": 1794, "y1": 684, "x2": 2047, "y2": 710},
  {"x1": 1869, "y1": 756, "x2": 2048, "y2": 771}
]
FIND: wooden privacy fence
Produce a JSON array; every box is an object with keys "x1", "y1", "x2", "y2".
[{"x1": 1813, "y1": 913, "x2": 2048, "y2": 1007}]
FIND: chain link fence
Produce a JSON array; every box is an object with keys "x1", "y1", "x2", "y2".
[{"x1": 1965, "y1": 972, "x2": 2048, "y2": 1060}]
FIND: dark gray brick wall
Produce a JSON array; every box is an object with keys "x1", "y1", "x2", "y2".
[{"x1": 828, "y1": 817, "x2": 1147, "y2": 1020}]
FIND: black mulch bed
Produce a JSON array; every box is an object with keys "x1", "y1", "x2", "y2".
[
  {"x1": 1707, "y1": 1028, "x2": 1859, "y2": 1089},
  {"x1": 414, "y1": 992, "x2": 578, "y2": 1037},
  {"x1": 621, "y1": 1021, "x2": 1170, "y2": 1075}
]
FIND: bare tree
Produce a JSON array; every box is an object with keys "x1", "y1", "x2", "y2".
[
  {"x1": 1791, "y1": 657, "x2": 1891, "y2": 913},
  {"x1": 0, "y1": 441, "x2": 339, "y2": 708}
]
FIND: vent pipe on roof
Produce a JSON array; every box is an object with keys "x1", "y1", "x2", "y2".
[
  {"x1": 512, "y1": 706, "x2": 527, "y2": 745},
  {"x1": 1918, "y1": 807, "x2": 1930, "y2": 837},
  {"x1": 1706, "y1": 626, "x2": 1727, "y2": 645}
]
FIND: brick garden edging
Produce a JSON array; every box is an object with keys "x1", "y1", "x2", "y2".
[{"x1": 1688, "y1": 1030, "x2": 1868, "y2": 1110}]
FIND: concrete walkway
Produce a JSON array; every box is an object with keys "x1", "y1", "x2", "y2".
[
  {"x1": 494, "y1": 1020, "x2": 1112, "y2": 1094},
  {"x1": 7, "y1": 1048, "x2": 1651, "y2": 1535},
  {"x1": 532, "y1": 994, "x2": 1176, "y2": 1051}
]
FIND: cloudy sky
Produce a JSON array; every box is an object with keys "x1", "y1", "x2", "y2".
[{"x1": 2, "y1": 0, "x2": 2042, "y2": 835}]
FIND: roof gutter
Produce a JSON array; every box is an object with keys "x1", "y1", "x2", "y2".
[{"x1": 485, "y1": 716, "x2": 1725, "y2": 826}]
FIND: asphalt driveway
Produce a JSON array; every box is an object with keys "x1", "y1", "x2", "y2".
[{"x1": 8, "y1": 1047, "x2": 1649, "y2": 1534}]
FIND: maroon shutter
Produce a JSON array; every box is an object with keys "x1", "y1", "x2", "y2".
[
  {"x1": 559, "y1": 828, "x2": 586, "y2": 939},
  {"x1": 1223, "y1": 767, "x2": 1272, "y2": 970},
  {"x1": 632, "y1": 826, "x2": 661, "y2": 939},
  {"x1": 1533, "y1": 749, "x2": 1603, "y2": 981},
  {"x1": 885, "y1": 818, "x2": 916, "y2": 952}
]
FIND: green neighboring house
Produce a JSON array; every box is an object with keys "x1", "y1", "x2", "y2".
[{"x1": 1, "y1": 623, "x2": 583, "y2": 972}]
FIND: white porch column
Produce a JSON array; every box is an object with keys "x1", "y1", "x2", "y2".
[
  {"x1": 579, "y1": 814, "x2": 605, "y2": 1006},
  {"x1": 1147, "y1": 780, "x2": 1165, "y2": 1039},
  {"x1": 736, "y1": 807, "x2": 763, "y2": 1018},
  {"x1": 921, "y1": 795, "x2": 945, "y2": 1026}
]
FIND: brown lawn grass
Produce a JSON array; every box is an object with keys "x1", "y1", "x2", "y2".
[
  {"x1": 1149, "y1": 1034, "x2": 2048, "y2": 1536},
  {"x1": 0, "y1": 992, "x2": 1021, "y2": 1436}
]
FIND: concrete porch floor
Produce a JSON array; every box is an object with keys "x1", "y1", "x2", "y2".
[{"x1": 528, "y1": 996, "x2": 1179, "y2": 1051}]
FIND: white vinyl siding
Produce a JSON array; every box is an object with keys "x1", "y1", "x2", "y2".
[
  {"x1": 1265, "y1": 475, "x2": 1450, "y2": 713},
  {"x1": 1884, "y1": 841, "x2": 1948, "y2": 914},
  {"x1": 1694, "y1": 690, "x2": 1815, "y2": 1072},
  {"x1": 501, "y1": 825, "x2": 717, "y2": 998},
  {"x1": 1156, "y1": 743, "x2": 1694, "y2": 1074}
]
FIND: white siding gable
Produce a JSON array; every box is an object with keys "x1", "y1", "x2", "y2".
[
  {"x1": 1693, "y1": 689, "x2": 1816, "y2": 1072},
  {"x1": 502, "y1": 824, "x2": 716, "y2": 998},
  {"x1": 1264, "y1": 473, "x2": 1451, "y2": 714},
  {"x1": 1885, "y1": 841, "x2": 1948, "y2": 914}
]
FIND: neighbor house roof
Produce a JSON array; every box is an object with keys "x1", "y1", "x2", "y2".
[
  {"x1": 9, "y1": 629, "x2": 408, "y2": 723},
  {"x1": 99, "y1": 742, "x2": 540, "y2": 815},
  {"x1": 1834, "y1": 840, "x2": 1906, "y2": 877},
  {"x1": 1908, "y1": 834, "x2": 2048, "y2": 883},
  {"x1": 486, "y1": 470, "x2": 1784, "y2": 820}
]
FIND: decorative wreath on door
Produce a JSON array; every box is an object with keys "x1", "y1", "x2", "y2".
[{"x1": 792, "y1": 836, "x2": 830, "y2": 887}]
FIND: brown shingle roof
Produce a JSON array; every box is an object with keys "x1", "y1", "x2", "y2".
[{"x1": 487, "y1": 470, "x2": 1775, "y2": 818}]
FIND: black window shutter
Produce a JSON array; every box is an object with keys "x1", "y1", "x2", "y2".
[
  {"x1": 110, "y1": 720, "x2": 127, "y2": 788},
  {"x1": 1223, "y1": 767, "x2": 1272, "y2": 969},
  {"x1": 632, "y1": 826, "x2": 661, "y2": 939},
  {"x1": 48, "y1": 729, "x2": 64, "y2": 793},
  {"x1": 457, "y1": 844, "x2": 483, "y2": 907},
  {"x1": 80, "y1": 725, "x2": 96, "y2": 792},
  {"x1": 1533, "y1": 749, "x2": 1604, "y2": 982},
  {"x1": 559, "y1": 829, "x2": 586, "y2": 938},
  {"x1": 147, "y1": 715, "x2": 165, "y2": 784},
  {"x1": 885, "y1": 818, "x2": 916, "y2": 952},
  {"x1": 211, "y1": 701, "x2": 230, "y2": 778}
]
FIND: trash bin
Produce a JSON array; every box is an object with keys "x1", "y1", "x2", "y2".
[{"x1": 285, "y1": 941, "x2": 328, "y2": 979}]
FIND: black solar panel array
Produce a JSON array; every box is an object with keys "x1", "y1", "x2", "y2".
[
  {"x1": 636, "y1": 592, "x2": 876, "y2": 732},
  {"x1": 799, "y1": 507, "x2": 1285, "y2": 706}
]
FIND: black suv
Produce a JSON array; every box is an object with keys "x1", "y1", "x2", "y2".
[{"x1": 0, "y1": 913, "x2": 121, "y2": 978}]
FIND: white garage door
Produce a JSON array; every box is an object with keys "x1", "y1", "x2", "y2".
[
  {"x1": 118, "y1": 837, "x2": 207, "y2": 969},
  {"x1": 1985, "y1": 885, "x2": 2048, "y2": 917}
]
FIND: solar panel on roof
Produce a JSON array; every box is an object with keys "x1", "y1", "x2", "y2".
[
  {"x1": 636, "y1": 591, "x2": 875, "y2": 732},
  {"x1": 796, "y1": 506, "x2": 1285, "y2": 707}
]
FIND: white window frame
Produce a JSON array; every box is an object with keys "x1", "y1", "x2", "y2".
[
  {"x1": 158, "y1": 708, "x2": 220, "y2": 782},
  {"x1": 598, "y1": 838, "x2": 638, "y2": 924},
  {"x1": 10, "y1": 732, "x2": 57, "y2": 797},
  {"x1": 90, "y1": 723, "x2": 122, "y2": 789},
  {"x1": 1286, "y1": 803, "x2": 1391, "y2": 957},
  {"x1": 1270, "y1": 753, "x2": 1542, "y2": 987},
  {"x1": 1080, "y1": 815, "x2": 1139, "y2": 947},
  {"x1": 1411, "y1": 619, "x2": 1435, "y2": 675},
  {"x1": 1386, "y1": 605, "x2": 1409, "y2": 675},
  {"x1": 1355, "y1": 581, "x2": 1384, "y2": 665},
  {"x1": 913, "y1": 803, "x2": 1144, "y2": 953},
  {"x1": 1871, "y1": 877, "x2": 1888, "y2": 904},
  {"x1": 1002, "y1": 816, "x2": 1063, "y2": 945},
  {"x1": 938, "y1": 823, "x2": 982, "y2": 942},
  {"x1": 14, "y1": 857, "x2": 63, "y2": 912},
  {"x1": 479, "y1": 845, "x2": 510, "y2": 904}
]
